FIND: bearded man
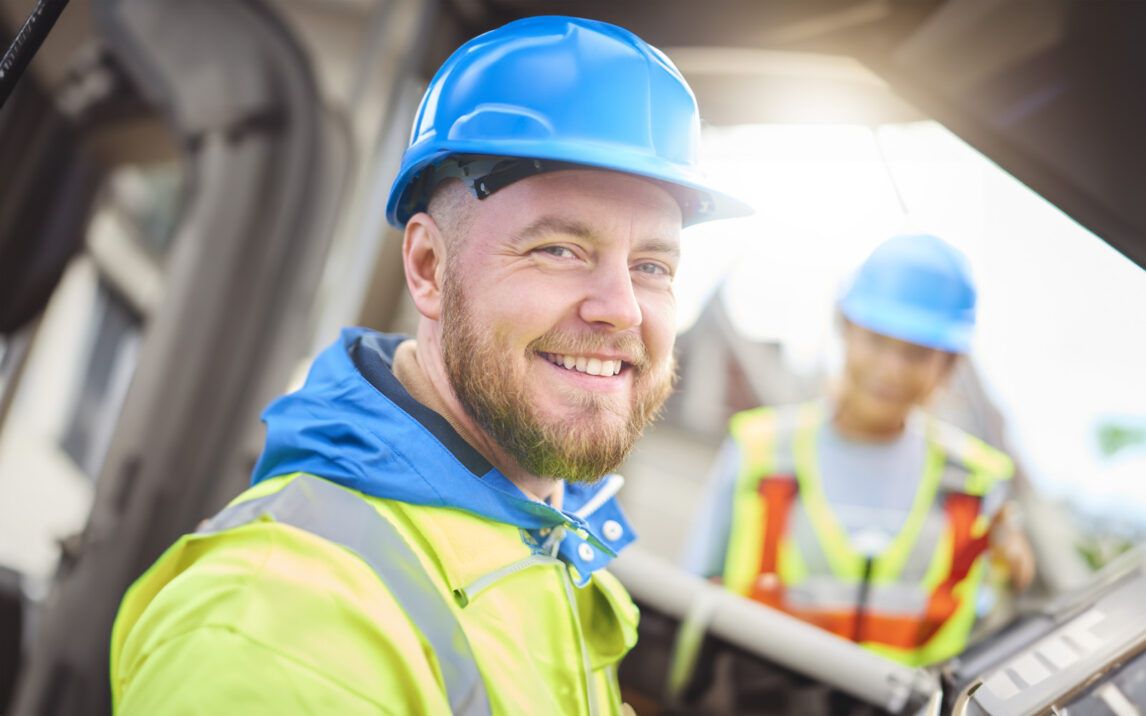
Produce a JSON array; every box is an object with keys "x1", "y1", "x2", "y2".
[{"x1": 108, "y1": 16, "x2": 748, "y2": 715}]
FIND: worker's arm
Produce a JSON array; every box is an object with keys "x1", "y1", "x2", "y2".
[
  {"x1": 988, "y1": 500, "x2": 1036, "y2": 591},
  {"x1": 116, "y1": 625, "x2": 396, "y2": 715},
  {"x1": 111, "y1": 522, "x2": 452, "y2": 715},
  {"x1": 680, "y1": 438, "x2": 742, "y2": 579}
]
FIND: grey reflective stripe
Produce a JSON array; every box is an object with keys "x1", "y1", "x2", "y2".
[
  {"x1": 789, "y1": 499, "x2": 833, "y2": 574},
  {"x1": 770, "y1": 406, "x2": 798, "y2": 476},
  {"x1": 773, "y1": 406, "x2": 837, "y2": 577},
  {"x1": 199, "y1": 475, "x2": 491, "y2": 716},
  {"x1": 899, "y1": 501, "x2": 948, "y2": 579},
  {"x1": 787, "y1": 577, "x2": 931, "y2": 613},
  {"x1": 939, "y1": 461, "x2": 971, "y2": 494},
  {"x1": 929, "y1": 419, "x2": 1007, "y2": 496}
]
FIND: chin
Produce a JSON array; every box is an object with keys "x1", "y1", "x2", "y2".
[
  {"x1": 556, "y1": 405, "x2": 630, "y2": 433},
  {"x1": 861, "y1": 398, "x2": 908, "y2": 424}
]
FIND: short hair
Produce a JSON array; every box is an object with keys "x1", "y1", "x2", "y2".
[{"x1": 425, "y1": 178, "x2": 475, "y2": 249}]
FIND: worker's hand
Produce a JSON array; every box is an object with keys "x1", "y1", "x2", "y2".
[
  {"x1": 622, "y1": 702, "x2": 638, "y2": 716},
  {"x1": 989, "y1": 502, "x2": 1036, "y2": 592}
]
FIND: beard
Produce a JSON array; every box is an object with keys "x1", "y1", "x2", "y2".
[{"x1": 439, "y1": 275, "x2": 676, "y2": 484}]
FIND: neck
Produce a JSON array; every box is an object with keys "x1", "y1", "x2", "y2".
[
  {"x1": 395, "y1": 324, "x2": 563, "y2": 505},
  {"x1": 831, "y1": 397, "x2": 908, "y2": 442}
]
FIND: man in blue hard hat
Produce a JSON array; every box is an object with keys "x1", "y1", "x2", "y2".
[
  {"x1": 109, "y1": 15, "x2": 749, "y2": 715},
  {"x1": 685, "y1": 233, "x2": 1034, "y2": 667}
]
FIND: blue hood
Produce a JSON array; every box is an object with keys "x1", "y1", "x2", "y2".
[{"x1": 251, "y1": 327, "x2": 636, "y2": 581}]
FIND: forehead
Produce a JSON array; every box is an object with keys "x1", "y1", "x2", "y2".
[
  {"x1": 847, "y1": 323, "x2": 944, "y2": 355},
  {"x1": 472, "y1": 168, "x2": 683, "y2": 240}
]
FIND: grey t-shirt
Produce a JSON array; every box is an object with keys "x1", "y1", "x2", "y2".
[{"x1": 818, "y1": 419, "x2": 925, "y2": 555}]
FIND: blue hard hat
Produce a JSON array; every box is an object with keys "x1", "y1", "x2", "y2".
[
  {"x1": 839, "y1": 234, "x2": 977, "y2": 353},
  {"x1": 385, "y1": 15, "x2": 752, "y2": 228}
]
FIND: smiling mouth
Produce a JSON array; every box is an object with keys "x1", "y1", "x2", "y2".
[
  {"x1": 540, "y1": 352, "x2": 624, "y2": 376},
  {"x1": 865, "y1": 383, "x2": 906, "y2": 402}
]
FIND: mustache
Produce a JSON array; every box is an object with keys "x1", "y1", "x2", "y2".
[{"x1": 528, "y1": 329, "x2": 650, "y2": 371}]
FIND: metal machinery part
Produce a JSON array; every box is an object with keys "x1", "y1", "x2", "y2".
[
  {"x1": 611, "y1": 545, "x2": 941, "y2": 714},
  {"x1": 947, "y1": 548, "x2": 1146, "y2": 715},
  {"x1": 9, "y1": 0, "x2": 350, "y2": 712}
]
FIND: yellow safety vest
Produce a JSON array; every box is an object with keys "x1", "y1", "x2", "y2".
[
  {"x1": 111, "y1": 473, "x2": 638, "y2": 714},
  {"x1": 722, "y1": 402, "x2": 1013, "y2": 666}
]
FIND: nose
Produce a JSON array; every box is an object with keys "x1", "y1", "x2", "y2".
[
  {"x1": 866, "y1": 341, "x2": 910, "y2": 381},
  {"x1": 873, "y1": 341, "x2": 908, "y2": 368},
  {"x1": 578, "y1": 261, "x2": 643, "y2": 331}
]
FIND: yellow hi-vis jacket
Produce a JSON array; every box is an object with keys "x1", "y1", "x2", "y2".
[
  {"x1": 721, "y1": 402, "x2": 1013, "y2": 666},
  {"x1": 110, "y1": 473, "x2": 639, "y2": 714}
]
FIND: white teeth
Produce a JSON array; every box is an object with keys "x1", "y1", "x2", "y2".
[{"x1": 546, "y1": 353, "x2": 623, "y2": 376}]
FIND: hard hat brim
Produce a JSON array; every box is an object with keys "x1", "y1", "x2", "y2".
[
  {"x1": 386, "y1": 141, "x2": 754, "y2": 229},
  {"x1": 840, "y1": 296, "x2": 974, "y2": 354}
]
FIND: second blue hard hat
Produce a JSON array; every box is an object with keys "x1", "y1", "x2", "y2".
[
  {"x1": 839, "y1": 234, "x2": 977, "y2": 354},
  {"x1": 385, "y1": 15, "x2": 752, "y2": 228}
]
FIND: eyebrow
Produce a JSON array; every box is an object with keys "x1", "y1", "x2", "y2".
[
  {"x1": 510, "y1": 217, "x2": 594, "y2": 246},
  {"x1": 636, "y1": 236, "x2": 682, "y2": 260},
  {"x1": 510, "y1": 216, "x2": 681, "y2": 258}
]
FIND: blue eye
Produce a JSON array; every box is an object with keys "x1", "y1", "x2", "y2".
[
  {"x1": 538, "y1": 246, "x2": 575, "y2": 258},
  {"x1": 634, "y1": 262, "x2": 670, "y2": 276}
]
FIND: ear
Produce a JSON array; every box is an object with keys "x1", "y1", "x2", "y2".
[{"x1": 403, "y1": 212, "x2": 446, "y2": 321}]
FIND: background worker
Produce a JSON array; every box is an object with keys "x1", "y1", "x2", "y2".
[
  {"x1": 108, "y1": 16, "x2": 749, "y2": 715},
  {"x1": 684, "y1": 233, "x2": 1034, "y2": 667}
]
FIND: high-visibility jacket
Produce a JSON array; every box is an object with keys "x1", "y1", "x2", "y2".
[
  {"x1": 111, "y1": 474, "x2": 637, "y2": 714},
  {"x1": 110, "y1": 328, "x2": 640, "y2": 714},
  {"x1": 721, "y1": 402, "x2": 1013, "y2": 666}
]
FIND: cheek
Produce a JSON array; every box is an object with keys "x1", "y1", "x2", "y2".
[
  {"x1": 842, "y1": 350, "x2": 869, "y2": 383},
  {"x1": 641, "y1": 295, "x2": 677, "y2": 358},
  {"x1": 919, "y1": 362, "x2": 951, "y2": 392},
  {"x1": 473, "y1": 279, "x2": 556, "y2": 328}
]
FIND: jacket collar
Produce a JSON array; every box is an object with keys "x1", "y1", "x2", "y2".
[{"x1": 251, "y1": 327, "x2": 637, "y2": 584}]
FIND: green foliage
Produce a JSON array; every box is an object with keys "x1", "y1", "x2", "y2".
[
  {"x1": 1075, "y1": 532, "x2": 1136, "y2": 570},
  {"x1": 1095, "y1": 421, "x2": 1146, "y2": 458}
]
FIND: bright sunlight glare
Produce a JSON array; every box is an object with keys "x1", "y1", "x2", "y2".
[{"x1": 679, "y1": 121, "x2": 1146, "y2": 526}]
